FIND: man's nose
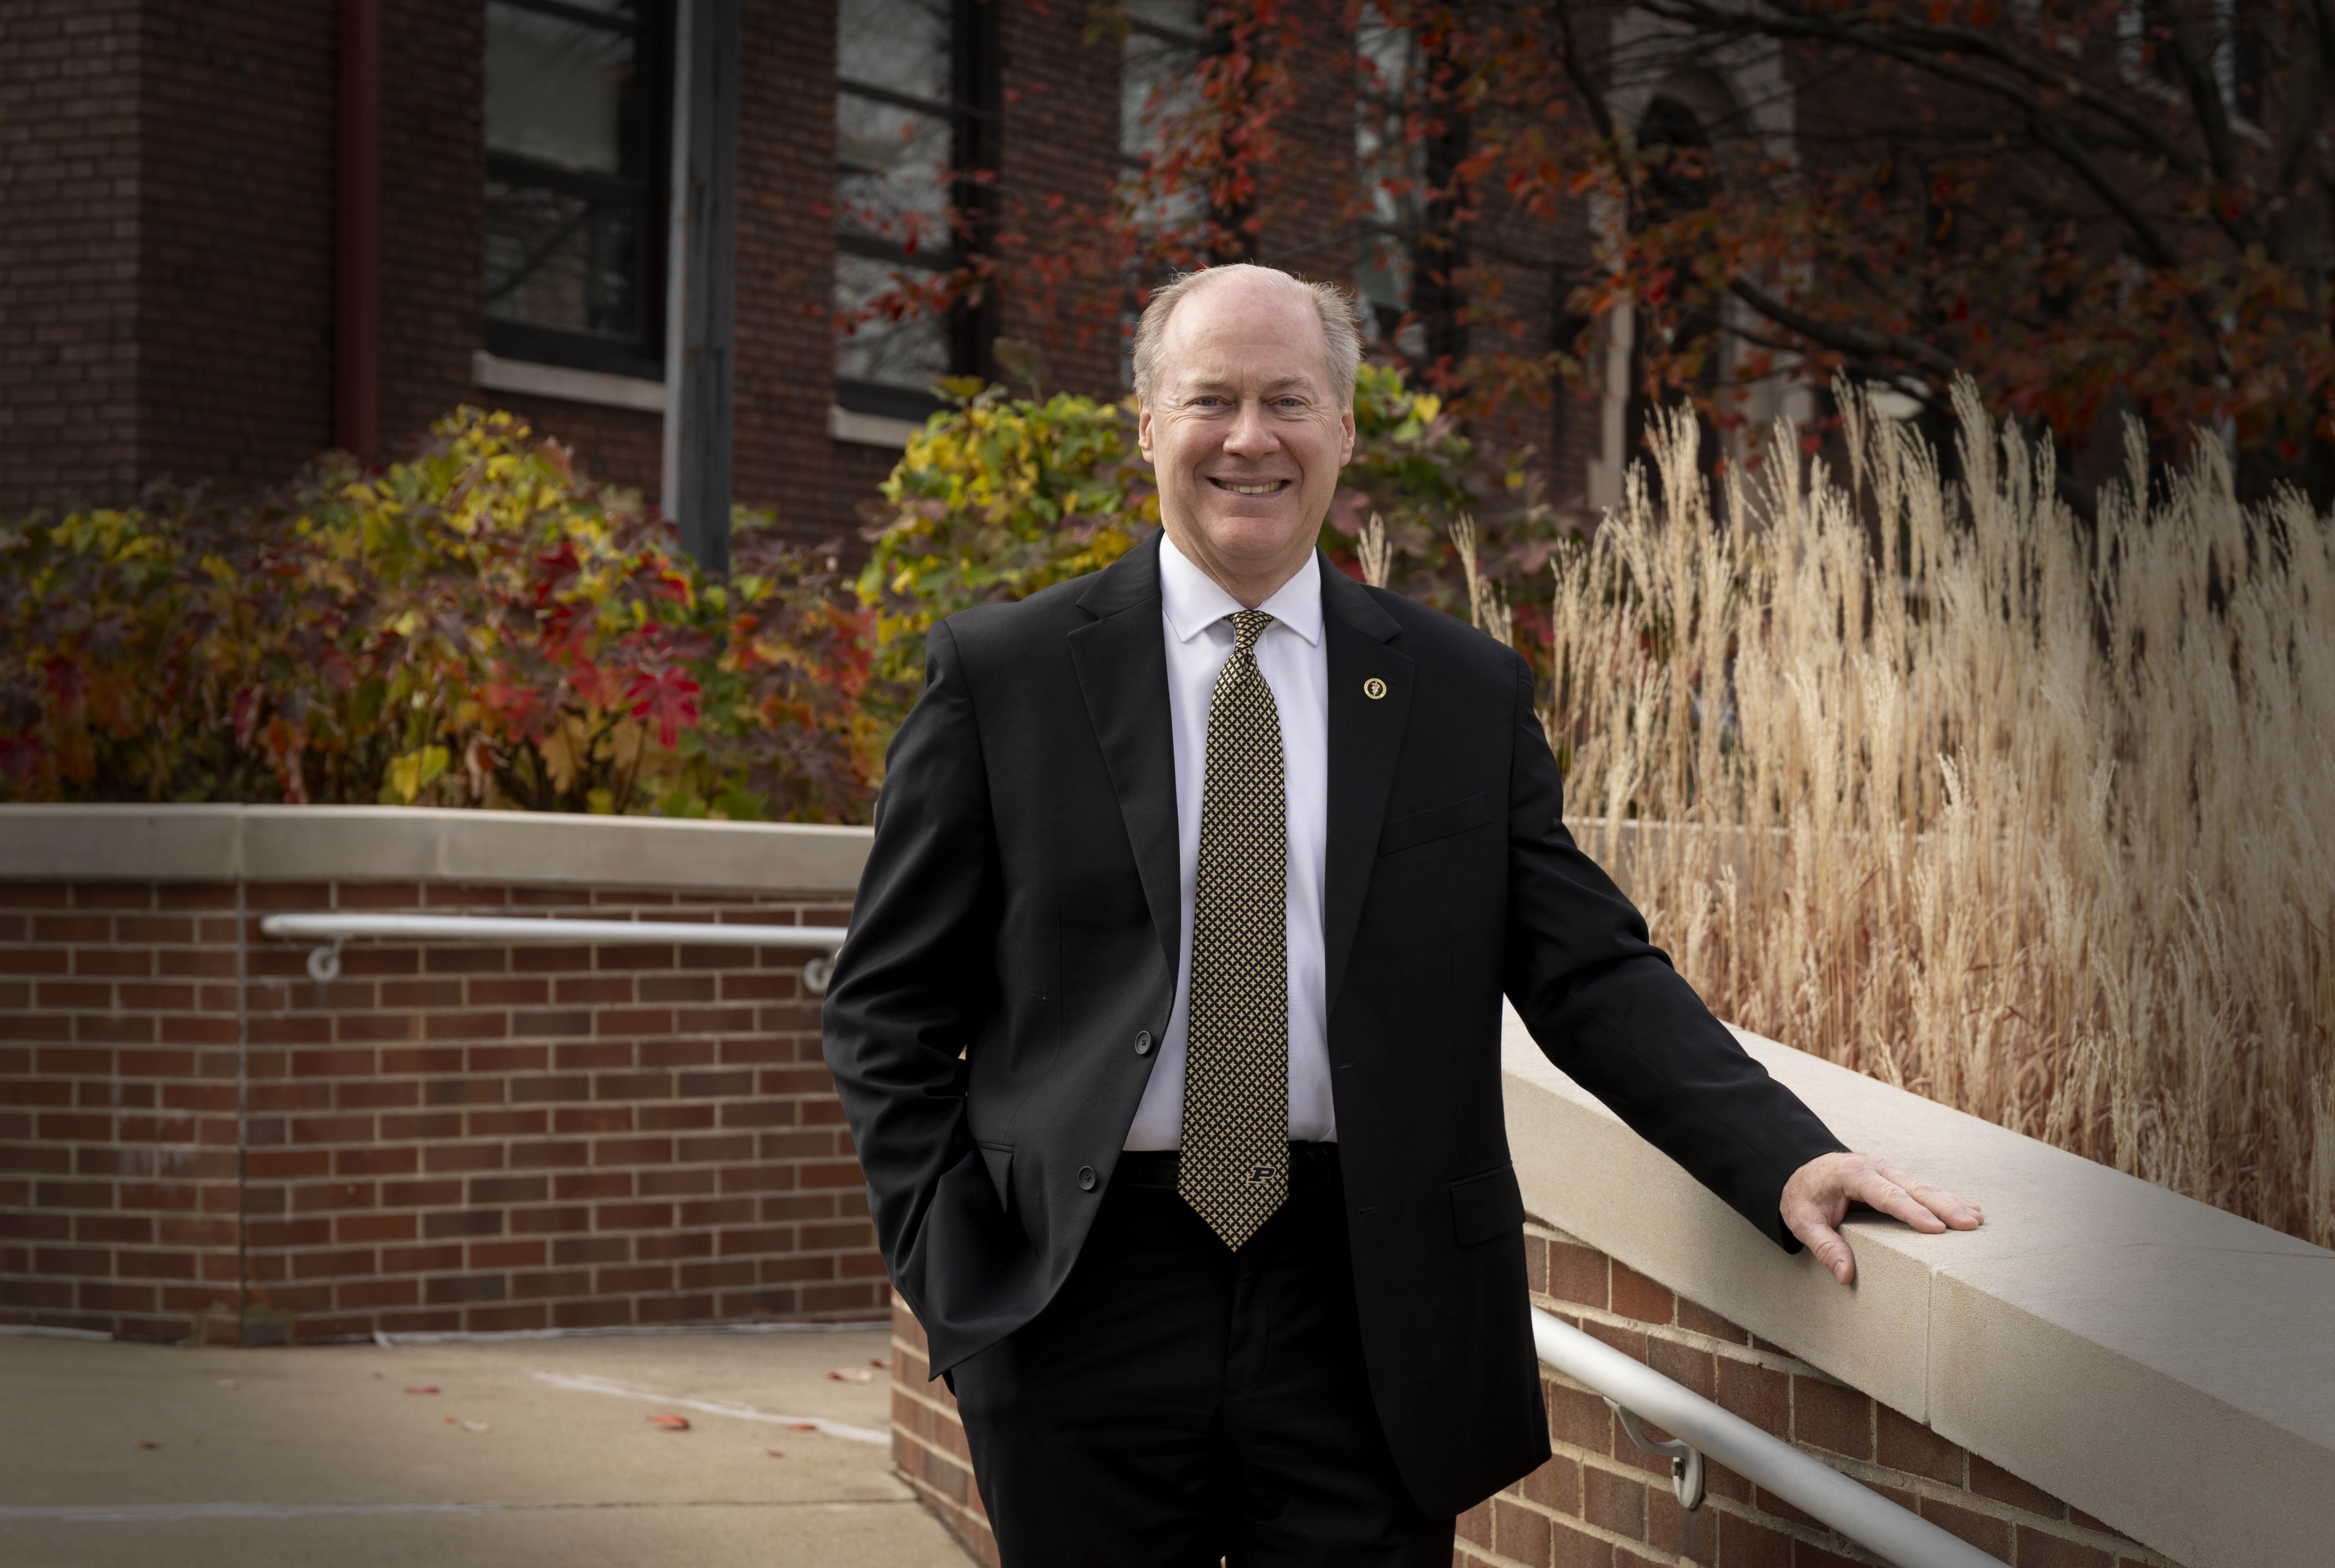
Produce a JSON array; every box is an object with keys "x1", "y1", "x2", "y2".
[{"x1": 1222, "y1": 398, "x2": 1279, "y2": 456}]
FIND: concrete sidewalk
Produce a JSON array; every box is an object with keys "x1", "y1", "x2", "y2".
[{"x1": 0, "y1": 1324, "x2": 972, "y2": 1568}]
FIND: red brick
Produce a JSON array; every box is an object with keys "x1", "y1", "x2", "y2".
[
  {"x1": 1969, "y1": 1453, "x2": 2064, "y2": 1516},
  {"x1": 1644, "y1": 1334, "x2": 1718, "y2": 1400},
  {"x1": 1492, "y1": 1496, "x2": 1551, "y2": 1563},
  {"x1": 1716, "y1": 1356, "x2": 1789, "y2": 1440},
  {"x1": 1549, "y1": 1516, "x2": 1613, "y2": 1568},
  {"x1": 2015, "y1": 1528, "x2": 2114, "y2": 1568},
  {"x1": 1875, "y1": 1404, "x2": 1961, "y2": 1484},
  {"x1": 1919, "y1": 1497, "x2": 2013, "y2": 1559},
  {"x1": 1792, "y1": 1375, "x2": 1872, "y2": 1460}
]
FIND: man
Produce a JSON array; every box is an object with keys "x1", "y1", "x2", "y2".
[{"x1": 823, "y1": 263, "x2": 1980, "y2": 1565}]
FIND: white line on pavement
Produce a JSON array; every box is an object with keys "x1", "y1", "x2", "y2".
[
  {"x1": 525, "y1": 1370, "x2": 891, "y2": 1446},
  {"x1": 0, "y1": 1500, "x2": 915, "y2": 1522}
]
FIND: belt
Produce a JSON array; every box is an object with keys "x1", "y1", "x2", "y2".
[{"x1": 1114, "y1": 1142, "x2": 1338, "y2": 1191}]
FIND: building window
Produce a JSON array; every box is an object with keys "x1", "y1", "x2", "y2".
[
  {"x1": 1121, "y1": 2, "x2": 1208, "y2": 230},
  {"x1": 1355, "y1": 7, "x2": 1462, "y2": 374},
  {"x1": 834, "y1": 0, "x2": 998, "y2": 421},
  {"x1": 1118, "y1": 0, "x2": 1208, "y2": 386},
  {"x1": 483, "y1": 0, "x2": 669, "y2": 380}
]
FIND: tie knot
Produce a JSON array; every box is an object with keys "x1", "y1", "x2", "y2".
[{"x1": 1228, "y1": 609, "x2": 1273, "y2": 655}]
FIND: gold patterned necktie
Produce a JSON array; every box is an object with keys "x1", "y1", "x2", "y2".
[{"x1": 1177, "y1": 608, "x2": 1290, "y2": 1249}]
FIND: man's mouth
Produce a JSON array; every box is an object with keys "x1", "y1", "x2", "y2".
[{"x1": 1207, "y1": 478, "x2": 1290, "y2": 496}]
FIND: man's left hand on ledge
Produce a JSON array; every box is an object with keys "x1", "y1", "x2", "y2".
[{"x1": 1781, "y1": 1151, "x2": 1984, "y2": 1284}]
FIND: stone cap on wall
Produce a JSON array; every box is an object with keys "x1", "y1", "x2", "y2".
[
  {"x1": 1502, "y1": 1005, "x2": 2334, "y2": 1568},
  {"x1": 0, "y1": 805, "x2": 874, "y2": 895}
]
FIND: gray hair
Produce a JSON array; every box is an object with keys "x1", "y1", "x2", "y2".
[{"x1": 1131, "y1": 263, "x2": 1363, "y2": 406}]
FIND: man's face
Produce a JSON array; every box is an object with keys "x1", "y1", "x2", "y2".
[{"x1": 1138, "y1": 275, "x2": 1357, "y2": 594}]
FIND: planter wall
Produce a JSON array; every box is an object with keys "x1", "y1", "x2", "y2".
[{"x1": 0, "y1": 807, "x2": 875, "y2": 1344}]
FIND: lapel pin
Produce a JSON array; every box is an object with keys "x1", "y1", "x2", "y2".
[{"x1": 1363, "y1": 677, "x2": 1388, "y2": 700}]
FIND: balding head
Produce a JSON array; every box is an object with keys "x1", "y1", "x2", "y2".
[
  {"x1": 1133, "y1": 263, "x2": 1360, "y2": 608},
  {"x1": 1132, "y1": 264, "x2": 1363, "y2": 408}
]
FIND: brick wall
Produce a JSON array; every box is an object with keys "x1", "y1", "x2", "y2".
[
  {"x1": 0, "y1": 878, "x2": 882, "y2": 1345},
  {"x1": 884, "y1": 1215, "x2": 2192, "y2": 1568},
  {"x1": 0, "y1": 0, "x2": 145, "y2": 510},
  {"x1": 1463, "y1": 1218, "x2": 2179, "y2": 1568},
  {"x1": 135, "y1": 0, "x2": 337, "y2": 495},
  {"x1": 993, "y1": 0, "x2": 1127, "y2": 401}
]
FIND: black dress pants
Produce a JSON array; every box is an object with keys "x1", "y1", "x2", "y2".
[{"x1": 950, "y1": 1143, "x2": 1453, "y2": 1567}]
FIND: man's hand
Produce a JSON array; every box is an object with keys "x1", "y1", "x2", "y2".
[{"x1": 1780, "y1": 1152, "x2": 1983, "y2": 1284}]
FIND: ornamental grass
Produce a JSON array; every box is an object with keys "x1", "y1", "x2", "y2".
[{"x1": 1535, "y1": 382, "x2": 2335, "y2": 1245}]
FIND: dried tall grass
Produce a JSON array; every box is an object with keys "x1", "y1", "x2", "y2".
[{"x1": 1537, "y1": 383, "x2": 2335, "y2": 1245}]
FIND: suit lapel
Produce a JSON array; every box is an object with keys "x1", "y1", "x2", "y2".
[
  {"x1": 1320, "y1": 565, "x2": 1412, "y2": 1015},
  {"x1": 1067, "y1": 535, "x2": 1181, "y2": 974}
]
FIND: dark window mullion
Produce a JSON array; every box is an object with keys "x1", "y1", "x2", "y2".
[
  {"x1": 836, "y1": 231, "x2": 958, "y2": 269},
  {"x1": 836, "y1": 77, "x2": 991, "y2": 123},
  {"x1": 487, "y1": 153, "x2": 644, "y2": 206}
]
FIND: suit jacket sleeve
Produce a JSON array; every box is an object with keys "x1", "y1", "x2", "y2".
[
  {"x1": 1500, "y1": 657, "x2": 1846, "y2": 1250},
  {"x1": 821, "y1": 620, "x2": 1005, "y2": 1316}
]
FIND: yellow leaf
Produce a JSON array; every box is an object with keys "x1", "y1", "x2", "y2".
[{"x1": 387, "y1": 745, "x2": 449, "y2": 805}]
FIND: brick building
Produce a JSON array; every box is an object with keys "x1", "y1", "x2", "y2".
[{"x1": 0, "y1": 0, "x2": 1818, "y2": 543}]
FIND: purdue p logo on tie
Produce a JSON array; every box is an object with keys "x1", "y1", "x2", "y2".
[{"x1": 1363, "y1": 677, "x2": 1388, "y2": 700}]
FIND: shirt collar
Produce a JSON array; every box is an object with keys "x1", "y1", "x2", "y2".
[{"x1": 1158, "y1": 534, "x2": 1324, "y2": 648}]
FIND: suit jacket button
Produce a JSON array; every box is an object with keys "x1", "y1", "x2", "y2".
[
  {"x1": 1134, "y1": 1031, "x2": 1153, "y2": 1056},
  {"x1": 1078, "y1": 1166, "x2": 1098, "y2": 1191}
]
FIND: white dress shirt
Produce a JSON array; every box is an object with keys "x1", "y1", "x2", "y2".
[{"x1": 1123, "y1": 536, "x2": 1335, "y2": 1150}]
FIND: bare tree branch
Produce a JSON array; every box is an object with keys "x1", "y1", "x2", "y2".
[{"x1": 1725, "y1": 277, "x2": 1961, "y2": 377}]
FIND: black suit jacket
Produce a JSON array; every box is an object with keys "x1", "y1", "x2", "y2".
[{"x1": 822, "y1": 532, "x2": 1845, "y2": 1515}]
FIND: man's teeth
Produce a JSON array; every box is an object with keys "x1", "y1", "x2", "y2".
[{"x1": 1218, "y1": 481, "x2": 1283, "y2": 495}]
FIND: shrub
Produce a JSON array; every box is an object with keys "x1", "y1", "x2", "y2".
[{"x1": 0, "y1": 410, "x2": 877, "y2": 822}]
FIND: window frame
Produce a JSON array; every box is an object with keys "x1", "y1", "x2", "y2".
[
  {"x1": 481, "y1": 0, "x2": 673, "y2": 383},
  {"x1": 832, "y1": 0, "x2": 1001, "y2": 423}
]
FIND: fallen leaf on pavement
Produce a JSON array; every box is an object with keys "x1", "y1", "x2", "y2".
[
  {"x1": 137, "y1": 1440, "x2": 160, "y2": 1450},
  {"x1": 766, "y1": 1450, "x2": 785, "y2": 1458},
  {"x1": 827, "y1": 1368, "x2": 873, "y2": 1383},
  {"x1": 649, "y1": 1413, "x2": 691, "y2": 1431},
  {"x1": 404, "y1": 1386, "x2": 439, "y2": 1395},
  {"x1": 869, "y1": 1358, "x2": 889, "y2": 1369},
  {"x1": 461, "y1": 1420, "x2": 491, "y2": 1433},
  {"x1": 786, "y1": 1421, "x2": 818, "y2": 1431}
]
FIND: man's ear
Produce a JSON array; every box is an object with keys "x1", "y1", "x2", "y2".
[
  {"x1": 1137, "y1": 399, "x2": 1155, "y2": 462},
  {"x1": 1338, "y1": 401, "x2": 1357, "y2": 466}
]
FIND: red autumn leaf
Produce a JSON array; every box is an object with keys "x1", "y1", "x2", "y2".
[
  {"x1": 627, "y1": 666, "x2": 701, "y2": 749},
  {"x1": 649, "y1": 1413, "x2": 691, "y2": 1430},
  {"x1": 404, "y1": 1385, "x2": 439, "y2": 1395}
]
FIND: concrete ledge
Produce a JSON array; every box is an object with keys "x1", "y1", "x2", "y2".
[
  {"x1": 0, "y1": 806, "x2": 872, "y2": 894},
  {"x1": 827, "y1": 405, "x2": 923, "y2": 449},
  {"x1": 1502, "y1": 1005, "x2": 2335, "y2": 1568},
  {"x1": 473, "y1": 349, "x2": 666, "y2": 412}
]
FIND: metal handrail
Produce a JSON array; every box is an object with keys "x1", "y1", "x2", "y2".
[
  {"x1": 257, "y1": 913, "x2": 848, "y2": 994},
  {"x1": 1533, "y1": 1307, "x2": 2006, "y2": 1568}
]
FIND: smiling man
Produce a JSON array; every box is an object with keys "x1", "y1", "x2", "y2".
[{"x1": 823, "y1": 263, "x2": 1979, "y2": 1566}]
